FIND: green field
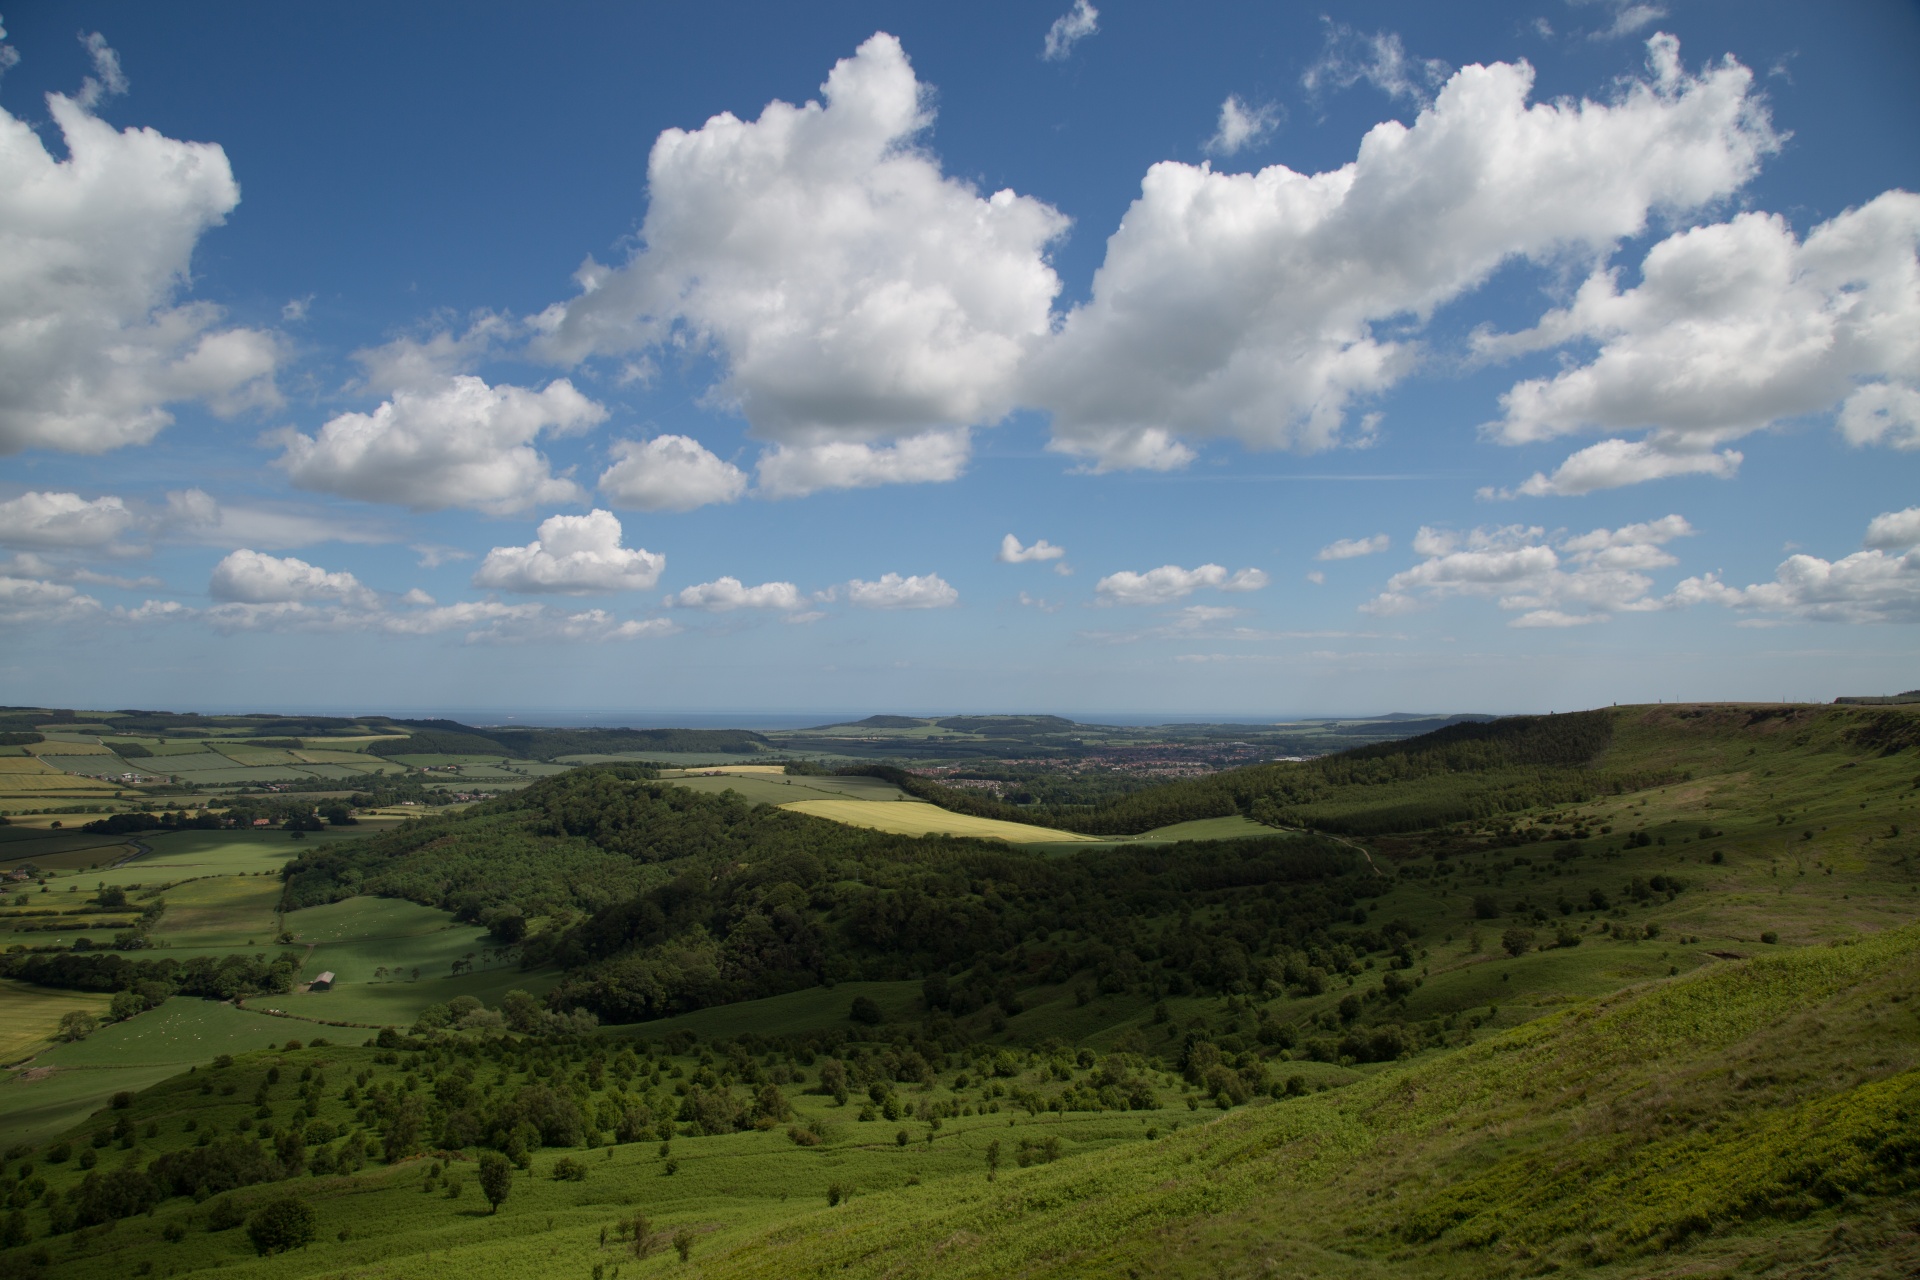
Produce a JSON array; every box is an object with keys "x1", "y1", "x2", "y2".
[
  {"x1": 672, "y1": 772, "x2": 912, "y2": 805},
  {"x1": 0, "y1": 999, "x2": 295, "y2": 1146},
  {"x1": 0, "y1": 979, "x2": 116, "y2": 1065}
]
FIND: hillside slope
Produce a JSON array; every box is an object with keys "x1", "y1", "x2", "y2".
[{"x1": 697, "y1": 926, "x2": 1920, "y2": 1279}]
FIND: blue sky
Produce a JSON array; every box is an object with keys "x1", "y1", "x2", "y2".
[{"x1": 1, "y1": 1, "x2": 1915, "y2": 718}]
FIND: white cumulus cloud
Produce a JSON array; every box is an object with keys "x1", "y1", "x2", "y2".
[
  {"x1": 0, "y1": 60, "x2": 279, "y2": 455},
  {"x1": 1864, "y1": 506, "x2": 1920, "y2": 552},
  {"x1": 352, "y1": 313, "x2": 515, "y2": 395},
  {"x1": 845, "y1": 572, "x2": 958, "y2": 609},
  {"x1": 1492, "y1": 438, "x2": 1744, "y2": 497},
  {"x1": 533, "y1": 35, "x2": 1066, "y2": 491},
  {"x1": 1363, "y1": 515, "x2": 1691, "y2": 625},
  {"x1": 1316, "y1": 533, "x2": 1390, "y2": 561},
  {"x1": 0, "y1": 492, "x2": 138, "y2": 549},
  {"x1": 667, "y1": 577, "x2": 804, "y2": 611},
  {"x1": 1042, "y1": 1, "x2": 1099, "y2": 61},
  {"x1": 1482, "y1": 193, "x2": 1920, "y2": 485},
  {"x1": 1670, "y1": 507, "x2": 1920, "y2": 625},
  {"x1": 1206, "y1": 96, "x2": 1278, "y2": 157},
  {"x1": 209, "y1": 549, "x2": 375, "y2": 607},
  {"x1": 472, "y1": 510, "x2": 665, "y2": 595},
  {"x1": 0, "y1": 576, "x2": 102, "y2": 626},
  {"x1": 998, "y1": 534, "x2": 1067, "y2": 564},
  {"x1": 598, "y1": 435, "x2": 747, "y2": 512},
  {"x1": 754, "y1": 430, "x2": 970, "y2": 499},
  {"x1": 1095, "y1": 564, "x2": 1269, "y2": 606},
  {"x1": 1029, "y1": 34, "x2": 1777, "y2": 472},
  {"x1": 276, "y1": 375, "x2": 604, "y2": 514}
]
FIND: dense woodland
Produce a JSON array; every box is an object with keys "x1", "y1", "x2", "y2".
[{"x1": 277, "y1": 766, "x2": 1383, "y2": 1026}]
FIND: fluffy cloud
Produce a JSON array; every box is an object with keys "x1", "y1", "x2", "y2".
[
  {"x1": 352, "y1": 313, "x2": 515, "y2": 394},
  {"x1": 1838, "y1": 380, "x2": 1920, "y2": 451},
  {"x1": 534, "y1": 35, "x2": 1066, "y2": 489},
  {"x1": 0, "y1": 575, "x2": 102, "y2": 625},
  {"x1": 208, "y1": 549, "x2": 375, "y2": 607},
  {"x1": 667, "y1": 576, "x2": 804, "y2": 611},
  {"x1": 1671, "y1": 508, "x2": 1920, "y2": 625},
  {"x1": 1483, "y1": 193, "x2": 1920, "y2": 485},
  {"x1": 472, "y1": 510, "x2": 664, "y2": 595},
  {"x1": 0, "y1": 492, "x2": 137, "y2": 549},
  {"x1": 1029, "y1": 35, "x2": 1776, "y2": 471},
  {"x1": 754, "y1": 430, "x2": 970, "y2": 498},
  {"x1": 1364, "y1": 515, "x2": 1691, "y2": 625},
  {"x1": 1864, "y1": 506, "x2": 1920, "y2": 552},
  {"x1": 1316, "y1": 533, "x2": 1389, "y2": 561},
  {"x1": 0, "y1": 57, "x2": 279, "y2": 455},
  {"x1": 845, "y1": 572, "x2": 958, "y2": 609},
  {"x1": 1042, "y1": 1, "x2": 1099, "y2": 61},
  {"x1": 276, "y1": 375, "x2": 604, "y2": 514},
  {"x1": 598, "y1": 435, "x2": 747, "y2": 512},
  {"x1": 1206, "y1": 97, "x2": 1278, "y2": 157},
  {"x1": 1095, "y1": 564, "x2": 1269, "y2": 606},
  {"x1": 998, "y1": 534, "x2": 1066, "y2": 564},
  {"x1": 1493, "y1": 438, "x2": 1743, "y2": 498}
]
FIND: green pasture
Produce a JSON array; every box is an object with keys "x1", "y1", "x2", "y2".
[
  {"x1": 0, "y1": 979, "x2": 115, "y2": 1065},
  {"x1": 559, "y1": 750, "x2": 779, "y2": 767},
  {"x1": 0, "y1": 826, "x2": 131, "y2": 863},
  {"x1": 33, "y1": 754, "x2": 136, "y2": 777},
  {"x1": 0, "y1": 998, "x2": 290, "y2": 1145},
  {"x1": 267, "y1": 964, "x2": 561, "y2": 1027},
  {"x1": 153, "y1": 875, "x2": 286, "y2": 946},
  {"x1": 668, "y1": 773, "x2": 912, "y2": 806}
]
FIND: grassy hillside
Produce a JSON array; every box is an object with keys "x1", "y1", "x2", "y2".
[{"x1": 0, "y1": 702, "x2": 1913, "y2": 1279}]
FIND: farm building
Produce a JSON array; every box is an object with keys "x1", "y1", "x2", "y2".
[{"x1": 310, "y1": 971, "x2": 335, "y2": 991}]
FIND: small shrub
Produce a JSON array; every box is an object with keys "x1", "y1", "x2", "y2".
[
  {"x1": 673, "y1": 1226, "x2": 695, "y2": 1262},
  {"x1": 1761, "y1": 930, "x2": 1779, "y2": 944},
  {"x1": 206, "y1": 1198, "x2": 246, "y2": 1232},
  {"x1": 246, "y1": 1195, "x2": 316, "y2": 1256},
  {"x1": 551, "y1": 1156, "x2": 587, "y2": 1182}
]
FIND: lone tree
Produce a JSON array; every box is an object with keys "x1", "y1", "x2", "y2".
[
  {"x1": 55, "y1": 1010, "x2": 97, "y2": 1042},
  {"x1": 478, "y1": 1152, "x2": 513, "y2": 1214},
  {"x1": 849, "y1": 995, "x2": 882, "y2": 1025},
  {"x1": 246, "y1": 1195, "x2": 316, "y2": 1256},
  {"x1": 1502, "y1": 926, "x2": 1537, "y2": 958},
  {"x1": 673, "y1": 1227, "x2": 695, "y2": 1262}
]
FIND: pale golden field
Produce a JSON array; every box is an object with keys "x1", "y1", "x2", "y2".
[{"x1": 777, "y1": 798, "x2": 1102, "y2": 843}]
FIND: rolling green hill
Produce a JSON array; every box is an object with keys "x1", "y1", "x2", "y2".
[{"x1": 0, "y1": 702, "x2": 1913, "y2": 1279}]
